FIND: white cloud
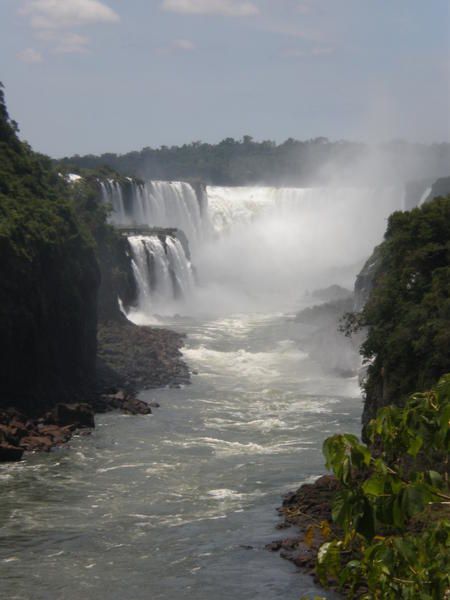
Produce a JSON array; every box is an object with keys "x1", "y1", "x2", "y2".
[
  {"x1": 37, "y1": 31, "x2": 89, "y2": 53},
  {"x1": 16, "y1": 47, "x2": 43, "y2": 63},
  {"x1": 20, "y1": 0, "x2": 119, "y2": 30},
  {"x1": 156, "y1": 38, "x2": 196, "y2": 55},
  {"x1": 161, "y1": 0, "x2": 259, "y2": 17}
]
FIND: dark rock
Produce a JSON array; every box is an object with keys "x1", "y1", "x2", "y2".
[
  {"x1": 21, "y1": 436, "x2": 53, "y2": 452},
  {"x1": 265, "y1": 541, "x2": 282, "y2": 552},
  {"x1": 281, "y1": 538, "x2": 299, "y2": 550},
  {"x1": 276, "y1": 522, "x2": 291, "y2": 529},
  {"x1": 292, "y1": 552, "x2": 314, "y2": 568},
  {"x1": 121, "y1": 398, "x2": 152, "y2": 415},
  {"x1": 38, "y1": 424, "x2": 73, "y2": 444},
  {"x1": 54, "y1": 403, "x2": 95, "y2": 428},
  {"x1": 0, "y1": 443, "x2": 24, "y2": 462}
]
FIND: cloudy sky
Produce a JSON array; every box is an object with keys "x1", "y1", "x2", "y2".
[{"x1": 1, "y1": 0, "x2": 449, "y2": 156}]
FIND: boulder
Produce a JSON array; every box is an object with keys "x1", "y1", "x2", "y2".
[
  {"x1": 54, "y1": 403, "x2": 95, "y2": 428},
  {"x1": 0, "y1": 443, "x2": 24, "y2": 462},
  {"x1": 121, "y1": 398, "x2": 152, "y2": 415},
  {"x1": 20, "y1": 436, "x2": 53, "y2": 452}
]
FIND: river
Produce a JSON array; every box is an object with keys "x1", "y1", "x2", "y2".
[
  {"x1": 1, "y1": 181, "x2": 400, "y2": 599},
  {"x1": 0, "y1": 310, "x2": 361, "y2": 599}
]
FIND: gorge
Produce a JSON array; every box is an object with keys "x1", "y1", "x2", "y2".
[
  {"x1": 1, "y1": 161, "x2": 436, "y2": 598},
  {"x1": 1, "y1": 81, "x2": 449, "y2": 600}
]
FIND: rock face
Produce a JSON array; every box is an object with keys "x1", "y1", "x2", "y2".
[
  {"x1": 353, "y1": 246, "x2": 381, "y2": 312},
  {"x1": 96, "y1": 227, "x2": 137, "y2": 321},
  {"x1": 424, "y1": 176, "x2": 450, "y2": 203}
]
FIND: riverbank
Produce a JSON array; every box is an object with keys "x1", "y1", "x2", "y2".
[
  {"x1": 267, "y1": 475, "x2": 340, "y2": 588},
  {"x1": 0, "y1": 318, "x2": 190, "y2": 462}
]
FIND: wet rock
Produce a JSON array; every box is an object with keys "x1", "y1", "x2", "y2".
[
  {"x1": 0, "y1": 443, "x2": 24, "y2": 462},
  {"x1": 21, "y1": 436, "x2": 53, "y2": 452},
  {"x1": 121, "y1": 398, "x2": 152, "y2": 415},
  {"x1": 275, "y1": 522, "x2": 291, "y2": 530},
  {"x1": 54, "y1": 403, "x2": 95, "y2": 429},
  {"x1": 265, "y1": 541, "x2": 282, "y2": 552},
  {"x1": 281, "y1": 538, "x2": 299, "y2": 551},
  {"x1": 269, "y1": 475, "x2": 341, "y2": 587},
  {"x1": 38, "y1": 424, "x2": 73, "y2": 445}
]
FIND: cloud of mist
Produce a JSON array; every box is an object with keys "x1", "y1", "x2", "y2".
[{"x1": 180, "y1": 185, "x2": 404, "y2": 316}]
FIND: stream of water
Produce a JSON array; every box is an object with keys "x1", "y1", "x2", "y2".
[{"x1": 0, "y1": 311, "x2": 361, "y2": 599}]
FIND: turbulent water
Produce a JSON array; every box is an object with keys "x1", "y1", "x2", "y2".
[
  {"x1": 113, "y1": 181, "x2": 404, "y2": 317},
  {"x1": 0, "y1": 182, "x2": 405, "y2": 599},
  {"x1": 128, "y1": 235, "x2": 195, "y2": 316},
  {"x1": 0, "y1": 312, "x2": 361, "y2": 600}
]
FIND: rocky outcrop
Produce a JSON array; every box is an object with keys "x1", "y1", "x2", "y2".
[
  {"x1": 96, "y1": 319, "x2": 190, "y2": 394},
  {"x1": 0, "y1": 406, "x2": 92, "y2": 462},
  {"x1": 267, "y1": 475, "x2": 341, "y2": 584},
  {"x1": 353, "y1": 245, "x2": 381, "y2": 312},
  {"x1": 424, "y1": 176, "x2": 450, "y2": 203},
  {"x1": 96, "y1": 228, "x2": 137, "y2": 320}
]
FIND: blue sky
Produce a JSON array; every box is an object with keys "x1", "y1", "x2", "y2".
[{"x1": 0, "y1": 0, "x2": 449, "y2": 156}]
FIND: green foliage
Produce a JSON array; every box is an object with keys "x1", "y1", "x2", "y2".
[
  {"x1": 57, "y1": 138, "x2": 450, "y2": 188},
  {"x1": 346, "y1": 198, "x2": 450, "y2": 415},
  {"x1": 317, "y1": 522, "x2": 450, "y2": 599},
  {"x1": 317, "y1": 376, "x2": 450, "y2": 598},
  {"x1": 57, "y1": 137, "x2": 374, "y2": 186},
  {"x1": 0, "y1": 83, "x2": 100, "y2": 409}
]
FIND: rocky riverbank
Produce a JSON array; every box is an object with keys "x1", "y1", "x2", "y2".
[
  {"x1": 267, "y1": 475, "x2": 340, "y2": 589},
  {"x1": 0, "y1": 318, "x2": 190, "y2": 462}
]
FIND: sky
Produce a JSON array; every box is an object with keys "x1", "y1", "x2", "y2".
[{"x1": 0, "y1": 0, "x2": 449, "y2": 157}]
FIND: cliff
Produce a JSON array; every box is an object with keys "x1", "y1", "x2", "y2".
[
  {"x1": 0, "y1": 84, "x2": 100, "y2": 413},
  {"x1": 349, "y1": 196, "x2": 450, "y2": 428}
]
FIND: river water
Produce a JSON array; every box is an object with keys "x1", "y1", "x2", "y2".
[{"x1": 0, "y1": 310, "x2": 361, "y2": 600}]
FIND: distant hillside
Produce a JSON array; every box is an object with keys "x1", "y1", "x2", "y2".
[{"x1": 58, "y1": 137, "x2": 450, "y2": 187}]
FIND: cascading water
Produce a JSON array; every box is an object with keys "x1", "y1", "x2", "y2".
[
  {"x1": 101, "y1": 179, "x2": 208, "y2": 250},
  {"x1": 127, "y1": 234, "x2": 195, "y2": 319},
  {"x1": 418, "y1": 186, "x2": 432, "y2": 206},
  {"x1": 102, "y1": 180, "x2": 406, "y2": 318}
]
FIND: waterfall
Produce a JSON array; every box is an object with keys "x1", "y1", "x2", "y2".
[
  {"x1": 418, "y1": 187, "x2": 432, "y2": 206},
  {"x1": 101, "y1": 179, "x2": 208, "y2": 250},
  {"x1": 206, "y1": 185, "x2": 404, "y2": 235},
  {"x1": 103, "y1": 179, "x2": 406, "y2": 317},
  {"x1": 127, "y1": 235, "x2": 195, "y2": 317}
]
